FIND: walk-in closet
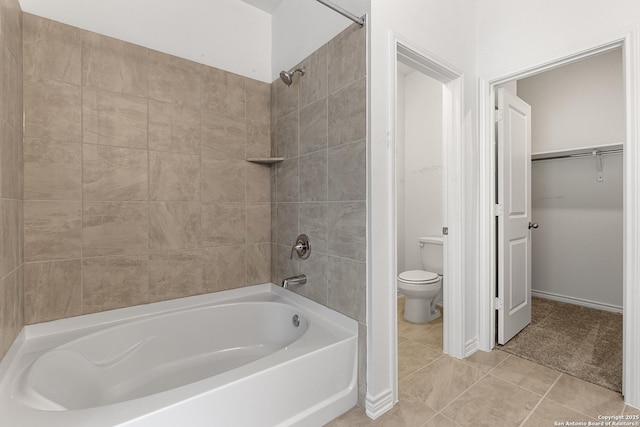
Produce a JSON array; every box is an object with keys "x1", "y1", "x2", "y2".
[{"x1": 498, "y1": 48, "x2": 624, "y2": 392}]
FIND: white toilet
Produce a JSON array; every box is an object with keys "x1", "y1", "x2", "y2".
[{"x1": 398, "y1": 236, "x2": 443, "y2": 324}]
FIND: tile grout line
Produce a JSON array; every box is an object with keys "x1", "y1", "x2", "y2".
[
  {"x1": 455, "y1": 350, "x2": 508, "y2": 374},
  {"x1": 80, "y1": 34, "x2": 85, "y2": 316},
  {"x1": 146, "y1": 49, "x2": 151, "y2": 304},
  {"x1": 430, "y1": 355, "x2": 532, "y2": 425},
  {"x1": 432, "y1": 357, "x2": 497, "y2": 421},
  {"x1": 428, "y1": 411, "x2": 462, "y2": 427},
  {"x1": 434, "y1": 360, "x2": 557, "y2": 425},
  {"x1": 296, "y1": 67, "x2": 301, "y2": 277},
  {"x1": 244, "y1": 78, "x2": 248, "y2": 284},
  {"x1": 518, "y1": 373, "x2": 563, "y2": 427},
  {"x1": 398, "y1": 353, "x2": 445, "y2": 383},
  {"x1": 543, "y1": 373, "x2": 622, "y2": 422},
  {"x1": 473, "y1": 354, "x2": 578, "y2": 412}
]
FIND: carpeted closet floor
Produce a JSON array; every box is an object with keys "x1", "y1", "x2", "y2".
[{"x1": 499, "y1": 297, "x2": 623, "y2": 393}]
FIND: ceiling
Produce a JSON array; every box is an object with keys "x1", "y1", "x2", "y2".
[{"x1": 239, "y1": 0, "x2": 285, "y2": 13}]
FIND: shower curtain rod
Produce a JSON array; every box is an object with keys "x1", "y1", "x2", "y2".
[{"x1": 315, "y1": 0, "x2": 365, "y2": 26}]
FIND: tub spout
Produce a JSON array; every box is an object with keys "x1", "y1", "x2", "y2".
[{"x1": 282, "y1": 274, "x2": 307, "y2": 289}]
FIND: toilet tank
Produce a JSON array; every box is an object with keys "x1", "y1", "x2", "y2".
[{"x1": 419, "y1": 236, "x2": 443, "y2": 274}]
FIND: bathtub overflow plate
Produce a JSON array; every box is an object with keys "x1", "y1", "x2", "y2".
[{"x1": 292, "y1": 314, "x2": 300, "y2": 327}]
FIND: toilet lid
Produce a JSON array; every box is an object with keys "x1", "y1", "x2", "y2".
[{"x1": 399, "y1": 270, "x2": 438, "y2": 283}]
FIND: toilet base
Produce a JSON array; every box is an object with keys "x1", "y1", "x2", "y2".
[{"x1": 403, "y1": 297, "x2": 441, "y2": 324}]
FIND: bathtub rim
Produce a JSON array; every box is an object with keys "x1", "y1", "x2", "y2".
[
  {"x1": 0, "y1": 283, "x2": 356, "y2": 368},
  {"x1": 18, "y1": 283, "x2": 355, "y2": 343}
]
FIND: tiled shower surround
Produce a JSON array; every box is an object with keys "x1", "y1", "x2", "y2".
[
  {"x1": 21, "y1": 13, "x2": 272, "y2": 324},
  {"x1": 270, "y1": 23, "x2": 367, "y2": 401},
  {"x1": 0, "y1": 0, "x2": 23, "y2": 358}
]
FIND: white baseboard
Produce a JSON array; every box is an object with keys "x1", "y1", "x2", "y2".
[
  {"x1": 465, "y1": 338, "x2": 479, "y2": 357},
  {"x1": 532, "y1": 290, "x2": 622, "y2": 313},
  {"x1": 365, "y1": 389, "x2": 395, "y2": 420}
]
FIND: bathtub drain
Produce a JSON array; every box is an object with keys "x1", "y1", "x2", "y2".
[{"x1": 292, "y1": 314, "x2": 300, "y2": 327}]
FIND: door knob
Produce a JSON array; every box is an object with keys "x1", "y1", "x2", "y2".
[{"x1": 528, "y1": 222, "x2": 539, "y2": 229}]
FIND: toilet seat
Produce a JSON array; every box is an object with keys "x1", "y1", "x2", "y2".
[{"x1": 398, "y1": 270, "x2": 439, "y2": 284}]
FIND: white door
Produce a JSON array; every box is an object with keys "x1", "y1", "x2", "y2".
[{"x1": 497, "y1": 87, "x2": 532, "y2": 345}]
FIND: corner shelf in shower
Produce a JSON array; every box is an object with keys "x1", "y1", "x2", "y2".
[{"x1": 246, "y1": 157, "x2": 284, "y2": 165}]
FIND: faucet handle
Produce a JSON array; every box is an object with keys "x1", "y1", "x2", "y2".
[
  {"x1": 290, "y1": 234, "x2": 311, "y2": 259},
  {"x1": 290, "y1": 242, "x2": 305, "y2": 258}
]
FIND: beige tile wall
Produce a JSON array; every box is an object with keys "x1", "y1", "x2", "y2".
[
  {"x1": 270, "y1": 23, "x2": 367, "y2": 403},
  {"x1": 0, "y1": 0, "x2": 23, "y2": 359},
  {"x1": 22, "y1": 13, "x2": 272, "y2": 324}
]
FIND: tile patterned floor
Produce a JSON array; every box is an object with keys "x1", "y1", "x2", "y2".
[{"x1": 326, "y1": 298, "x2": 640, "y2": 426}]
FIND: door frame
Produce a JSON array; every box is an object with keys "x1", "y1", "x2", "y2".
[
  {"x1": 389, "y1": 31, "x2": 465, "y2": 399},
  {"x1": 393, "y1": 36, "x2": 465, "y2": 355},
  {"x1": 477, "y1": 29, "x2": 640, "y2": 406}
]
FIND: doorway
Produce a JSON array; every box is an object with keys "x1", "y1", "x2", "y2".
[
  {"x1": 479, "y1": 34, "x2": 640, "y2": 407},
  {"x1": 385, "y1": 37, "x2": 466, "y2": 408},
  {"x1": 395, "y1": 55, "x2": 446, "y2": 380},
  {"x1": 395, "y1": 59, "x2": 444, "y2": 301},
  {"x1": 494, "y1": 48, "x2": 624, "y2": 392}
]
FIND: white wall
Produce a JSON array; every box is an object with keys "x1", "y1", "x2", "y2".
[
  {"x1": 517, "y1": 50, "x2": 624, "y2": 310},
  {"x1": 397, "y1": 73, "x2": 407, "y2": 274},
  {"x1": 476, "y1": 0, "x2": 640, "y2": 79},
  {"x1": 531, "y1": 155, "x2": 623, "y2": 309},
  {"x1": 369, "y1": 0, "x2": 478, "y2": 415},
  {"x1": 397, "y1": 70, "x2": 443, "y2": 273},
  {"x1": 18, "y1": 0, "x2": 273, "y2": 82},
  {"x1": 518, "y1": 50, "x2": 624, "y2": 153}
]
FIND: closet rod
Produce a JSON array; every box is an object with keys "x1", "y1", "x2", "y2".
[{"x1": 531, "y1": 149, "x2": 623, "y2": 162}]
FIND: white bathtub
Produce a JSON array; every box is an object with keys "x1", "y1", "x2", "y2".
[{"x1": 0, "y1": 283, "x2": 358, "y2": 426}]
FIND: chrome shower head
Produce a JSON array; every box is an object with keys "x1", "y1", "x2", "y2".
[
  {"x1": 279, "y1": 70, "x2": 293, "y2": 86},
  {"x1": 280, "y1": 67, "x2": 305, "y2": 87}
]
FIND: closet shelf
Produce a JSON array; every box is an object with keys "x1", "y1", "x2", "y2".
[
  {"x1": 246, "y1": 157, "x2": 284, "y2": 165},
  {"x1": 532, "y1": 142, "x2": 624, "y2": 161}
]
